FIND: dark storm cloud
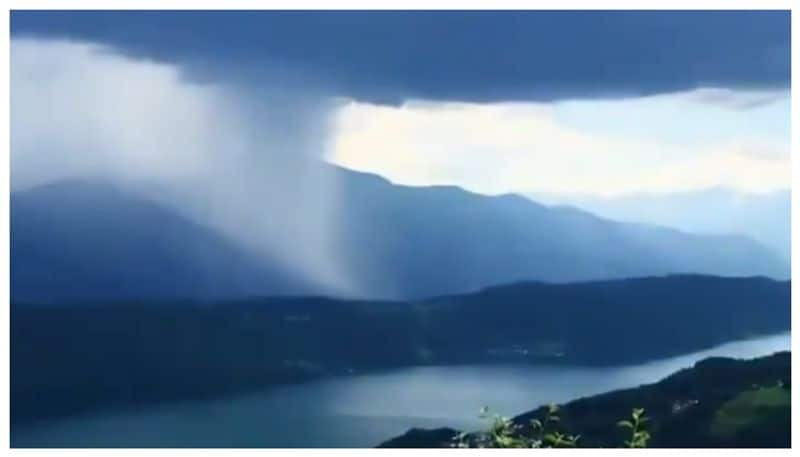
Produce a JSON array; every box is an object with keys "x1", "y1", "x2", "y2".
[{"x1": 10, "y1": 10, "x2": 790, "y2": 103}]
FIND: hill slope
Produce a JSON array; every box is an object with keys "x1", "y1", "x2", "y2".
[
  {"x1": 380, "y1": 351, "x2": 791, "y2": 448},
  {"x1": 11, "y1": 275, "x2": 790, "y2": 424},
  {"x1": 10, "y1": 168, "x2": 790, "y2": 302},
  {"x1": 529, "y1": 187, "x2": 790, "y2": 261},
  {"x1": 10, "y1": 180, "x2": 312, "y2": 302},
  {"x1": 336, "y1": 167, "x2": 789, "y2": 298}
]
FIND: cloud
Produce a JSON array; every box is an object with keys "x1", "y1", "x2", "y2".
[
  {"x1": 681, "y1": 88, "x2": 788, "y2": 110},
  {"x1": 11, "y1": 39, "x2": 227, "y2": 189},
  {"x1": 11, "y1": 10, "x2": 790, "y2": 104},
  {"x1": 11, "y1": 38, "x2": 361, "y2": 296},
  {"x1": 327, "y1": 98, "x2": 790, "y2": 197}
]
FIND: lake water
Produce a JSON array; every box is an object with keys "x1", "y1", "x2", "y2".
[{"x1": 12, "y1": 332, "x2": 790, "y2": 448}]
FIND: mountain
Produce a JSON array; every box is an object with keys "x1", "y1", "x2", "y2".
[
  {"x1": 10, "y1": 168, "x2": 789, "y2": 302},
  {"x1": 416, "y1": 275, "x2": 789, "y2": 365},
  {"x1": 11, "y1": 275, "x2": 790, "y2": 424},
  {"x1": 335, "y1": 168, "x2": 789, "y2": 299},
  {"x1": 10, "y1": 179, "x2": 312, "y2": 303},
  {"x1": 380, "y1": 351, "x2": 791, "y2": 448},
  {"x1": 528, "y1": 187, "x2": 790, "y2": 261}
]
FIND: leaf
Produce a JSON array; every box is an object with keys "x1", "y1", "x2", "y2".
[
  {"x1": 495, "y1": 436, "x2": 514, "y2": 447},
  {"x1": 617, "y1": 420, "x2": 634, "y2": 429}
]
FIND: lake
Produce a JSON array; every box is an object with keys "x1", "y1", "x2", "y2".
[{"x1": 11, "y1": 332, "x2": 790, "y2": 448}]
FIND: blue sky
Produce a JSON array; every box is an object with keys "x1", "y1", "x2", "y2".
[
  {"x1": 554, "y1": 90, "x2": 790, "y2": 148},
  {"x1": 10, "y1": 10, "x2": 792, "y2": 196}
]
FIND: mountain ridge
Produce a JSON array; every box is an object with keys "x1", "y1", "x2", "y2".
[
  {"x1": 527, "y1": 186, "x2": 791, "y2": 261},
  {"x1": 10, "y1": 166, "x2": 790, "y2": 302}
]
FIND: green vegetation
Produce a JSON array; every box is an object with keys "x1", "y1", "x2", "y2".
[
  {"x1": 381, "y1": 352, "x2": 791, "y2": 448},
  {"x1": 452, "y1": 405, "x2": 645, "y2": 448},
  {"x1": 710, "y1": 383, "x2": 790, "y2": 439},
  {"x1": 12, "y1": 277, "x2": 790, "y2": 424},
  {"x1": 618, "y1": 408, "x2": 651, "y2": 448}
]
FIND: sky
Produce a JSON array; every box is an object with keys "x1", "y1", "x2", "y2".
[
  {"x1": 328, "y1": 91, "x2": 790, "y2": 196},
  {"x1": 11, "y1": 11, "x2": 791, "y2": 196}
]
